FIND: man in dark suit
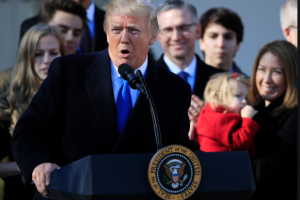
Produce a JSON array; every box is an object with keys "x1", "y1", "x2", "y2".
[
  {"x1": 19, "y1": 0, "x2": 108, "y2": 53},
  {"x1": 11, "y1": 0, "x2": 197, "y2": 199},
  {"x1": 156, "y1": 1, "x2": 224, "y2": 134}
]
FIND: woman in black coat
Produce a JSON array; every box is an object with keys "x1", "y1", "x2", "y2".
[{"x1": 248, "y1": 40, "x2": 297, "y2": 200}]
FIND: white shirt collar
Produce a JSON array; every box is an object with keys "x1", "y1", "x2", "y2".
[
  {"x1": 86, "y1": 1, "x2": 95, "y2": 23},
  {"x1": 163, "y1": 55, "x2": 197, "y2": 78},
  {"x1": 111, "y1": 57, "x2": 148, "y2": 82}
]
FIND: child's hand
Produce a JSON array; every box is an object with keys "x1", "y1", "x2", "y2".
[{"x1": 241, "y1": 105, "x2": 257, "y2": 118}]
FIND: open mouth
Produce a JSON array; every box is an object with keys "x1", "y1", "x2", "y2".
[{"x1": 121, "y1": 49, "x2": 130, "y2": 54}]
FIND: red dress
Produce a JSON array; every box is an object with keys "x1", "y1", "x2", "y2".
[{"x1": 196, "y1": 103, "x2": 259, "y2": 152}]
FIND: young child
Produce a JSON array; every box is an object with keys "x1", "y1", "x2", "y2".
[{"x1": 196, "y1": 72, "x2": 259, "y2": 153}]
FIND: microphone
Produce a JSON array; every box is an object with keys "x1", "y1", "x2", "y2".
[
  {"x1": 118, "y1": 63, "x2": 162, "y2": 151},
  {"x1": 118, "y1": 64, "x2": 146, "y2": 94}
]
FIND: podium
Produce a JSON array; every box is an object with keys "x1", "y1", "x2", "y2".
[{"x1": 46, "y1": 150, "x2": 255, "y2": 200}]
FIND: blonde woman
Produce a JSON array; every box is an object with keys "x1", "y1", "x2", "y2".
[
  {"x1": 0, "y1": 23, "x2": 65, "y2": 200},
  {"x1": 248, "y1": 40, "x2": 297, "y2": 200}
]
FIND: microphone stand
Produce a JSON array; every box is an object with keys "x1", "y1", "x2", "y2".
[{"x1": 136, "y1": 70, "x2": 162, "y2": 151}]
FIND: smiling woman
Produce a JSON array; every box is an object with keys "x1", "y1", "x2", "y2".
[
  {"x1": 0, "y1": 23, "x2": 65, "y2": 200},
  {"x1": 248, "y1": 40, "x2": 297, "y2": 200}
]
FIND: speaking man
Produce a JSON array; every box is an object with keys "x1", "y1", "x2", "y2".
[
  {"x1": 11, "y1": 0, "x2": 197, "y2": 199},
  {"x1": 280, "y1": 0, "x2": 297, "y2": 48}
]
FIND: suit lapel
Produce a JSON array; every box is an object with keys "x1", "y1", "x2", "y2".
[
  {"x1": 112, "y1": 58, "x2": 161, "y2": 152},
  {"x1": 85, "y1": 50, "x2": 119, "y2": 148}
]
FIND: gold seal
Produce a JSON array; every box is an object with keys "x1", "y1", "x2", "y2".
[{"x1": 148, "y1": 145, "x2": 201, "y2": 200}]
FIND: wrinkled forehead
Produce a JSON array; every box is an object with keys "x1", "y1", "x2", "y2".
[{"x1": 157, "y1": 7, "x2": 193, "y2": 24}]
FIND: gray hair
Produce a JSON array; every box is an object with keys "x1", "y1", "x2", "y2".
[
  {"x1": 280, "y1": 0, "x2": 297, "y2": 30},
  {"x1": 103, "y1": 0, "x2": 158, "y2": 38},
  {"x1": 156, "y1": 0, "x2": 198, "y2": 24}
]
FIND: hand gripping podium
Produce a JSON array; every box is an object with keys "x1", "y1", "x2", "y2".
[{"x1": 46, "y1": 150, "x2": 255, "y2": 200}]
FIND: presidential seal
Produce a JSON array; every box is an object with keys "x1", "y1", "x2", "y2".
[{"x1": 148, "y1": 145, "x2": 201, "y2": 200}]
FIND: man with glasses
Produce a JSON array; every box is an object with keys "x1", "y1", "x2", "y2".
[
  {"x1": 156, "y1": 0, "x2": 223, "y2": 125},
  {"x1": 280, "y1": 0, "x2": 297, "y2": 47}
]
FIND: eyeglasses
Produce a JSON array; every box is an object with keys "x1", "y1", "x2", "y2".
[
  {"x1": 289, "y1": 25, "x2": 297, "y2": 30},
  {"x1": 159, "y1": 23, "x2": 197, "y2": 37}
]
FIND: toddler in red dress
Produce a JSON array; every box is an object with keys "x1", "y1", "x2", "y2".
[{"x1": 196, "y1": 72, "x2": 259, "y2": 154}]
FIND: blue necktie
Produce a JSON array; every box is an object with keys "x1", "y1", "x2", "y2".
[
  {"x1": 177, "y1": 71, "x2": 188, "y2": 82},
  {"x1": 116, "y1": 78, "x2": 132, "y2": 134}
]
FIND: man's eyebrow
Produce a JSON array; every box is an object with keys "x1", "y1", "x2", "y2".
[{"x1": 127, "y1": 24, "x2": 138, "y2": 28}]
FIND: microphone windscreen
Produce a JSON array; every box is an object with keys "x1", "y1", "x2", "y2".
[{"x1": 118, "y1": 64, "x2": 133, "y2": 79}]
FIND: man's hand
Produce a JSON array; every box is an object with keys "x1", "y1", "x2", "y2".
[
  {"x1": 32, "y1": 163, "x2": 60, "y2": 196},
  {"x1": 188, "y1": 95, "x2": 204, "y2": 125}
]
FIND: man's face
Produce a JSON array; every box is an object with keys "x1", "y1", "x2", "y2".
[
  {"x1": 157, "y1": 8, "x2": 200, "y2": 61},
  {"x1": 106, "y1": 15, "x2": 156, "y2": 70},
  {"x1": 199, "y1": 23, "x2": 240, "y2": 70},
  {"x1": 48, "y1": 10, "x2": 83, "y2": 55}
]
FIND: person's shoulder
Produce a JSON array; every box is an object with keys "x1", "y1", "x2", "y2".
[
  {"x1": 232, "y1": 62, "x2": 249, "y2": 78},
  {"x1": 155, "y1": 62, "x2": 190, "y2": 91},
  {"x1": 94, "y1": 4, "x2": 105, "y2": 17},
  {"x1": 195, "y1": 54, "x2": 224, "y2": 74},
  {"x1": 57, "y1": 51, "x2": 103, "y2": 66},
  {"x1": 20, "y1": 15, "x2": 38, "y2": 29}
]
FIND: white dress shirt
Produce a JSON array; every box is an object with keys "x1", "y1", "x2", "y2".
[
  {"x1": 163, "y1": 55, "x2": 197, "y2": 91},
  {"x1": 111, "y1": 57, "x2": 148, "y2": 107}
]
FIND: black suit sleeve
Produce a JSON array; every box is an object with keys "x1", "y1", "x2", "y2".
[{"x1": 11, "y1": 58, "x2": 66, "y2": 186}]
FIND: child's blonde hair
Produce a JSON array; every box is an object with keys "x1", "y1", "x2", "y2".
[{"x1": 204, "y1": 72, "x2": 250, "y2": 111}]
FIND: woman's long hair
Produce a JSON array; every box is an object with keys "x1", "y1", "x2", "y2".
[
  {"x1": 0, "y1": 23, "x2": 65, "y2": 134},
  {"x1": 248, "y1": 40, "x2": 297, "y2": 115}
]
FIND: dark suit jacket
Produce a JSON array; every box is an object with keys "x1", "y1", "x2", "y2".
[
  {"x1": 156, "y1": 54, "x2": 224, "y2": 99},
  {"x1": 19, "y1": 5, "x2": 108, "y2": 52},
  {"x1": 250, "y1": 96, "x2": 297, "y2": 200},
  {"x1": 11, "y1": 49, "x2": 197, "y2": 199},
  {"x1": 90, "y1": 5, "x2": 108, "y2": 52}
]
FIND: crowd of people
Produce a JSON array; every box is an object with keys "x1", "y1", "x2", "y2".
[{"x1": 0, "y1": 0, "x2": 297, "y2": 200}]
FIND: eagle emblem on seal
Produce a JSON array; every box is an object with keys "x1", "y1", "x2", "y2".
[{"x1": 164, "y1": 159, "x2": 188, "y2": 189}]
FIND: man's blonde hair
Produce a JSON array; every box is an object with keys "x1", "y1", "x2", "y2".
[
  {"x1": 204, "y1": 72, "x2": 250, "y2": 111},
  {"x1": 103, "y1": 0, "x2": 159, "y2": 38}
]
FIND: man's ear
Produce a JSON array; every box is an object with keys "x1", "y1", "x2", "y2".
[
  {"x1": 149, "y1": 34, "x2": 157, "y2": 45},
  {"x1": 235, "y1": 42, "x2": 240, "y2": 52},
  {"x1": 196, "y1": 24, "x2": 201, "y2": 39},
  {"x1": 283, "y1": 27, "x2": 292, "y2": 43},
  {"x1": 106, "y1": 31, "x2": 110, "y2": 44},
  {"x1": 199, "y1": 38, "x2": 205, "y2": 51}
]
